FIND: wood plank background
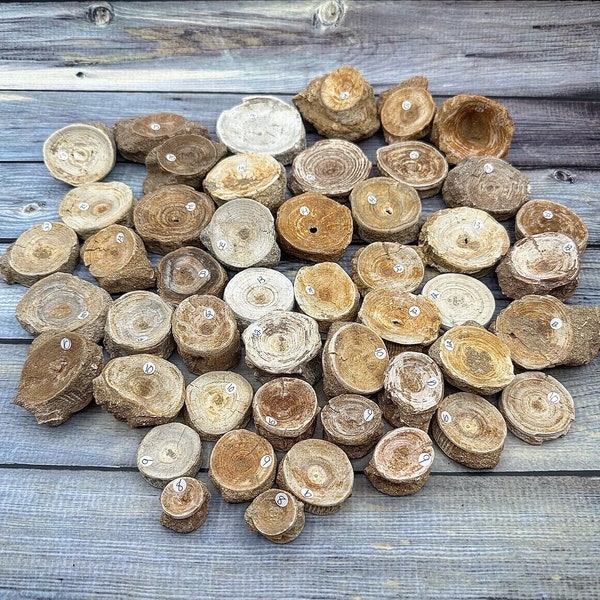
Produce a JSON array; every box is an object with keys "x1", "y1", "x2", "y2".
[{"x1": 0, "y1": 2, "x2": 598, "y2": 599}]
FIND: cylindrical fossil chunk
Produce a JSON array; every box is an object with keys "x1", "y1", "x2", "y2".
[
  {"x1": 322, "y1": 322, "x2": 389, "y2": 398},
  {"x1": 93, "y1": 354, "x2": 185, "y2": 427},
  {"x1": 133, "y1": 185, "x2": 215, "y2": 255},
  {"x1": 223, "y1": 268, "x2": 295, "y2": 330},
  {"x1": 515, "y1": 199, "x2": 589, "y2": 254},
  {"x1": 200, "y1": 198, "x2": 280, "y2": 270},
  {"x1": 203, "y1": 152, "x2": 286, "y2": 211},
  {"x1": 293, "y1": 262, "x2": 360, "y2": 332},
  {"x1": 113, "y1": 112, "x2": 210, "y2": 163},
  {"x1": 292, "y1": 65, "x2": 380, "y2": 142},
  {"x1": 253, "y1": 377, "x2": 320, "y2": 451},
  {"x1": 499, "y1": 371, "x2": 575, "y2": 445},
  {"x1": 277, "y1": 438, "x2": 354, "y2": 515},
  {"x1": 81, "y1": 225, "x2": 155, "y2": 293},
  {"x1": 365, "y1": 428, "x2": 435, "y2": 496},
  {"x1": 184, "y1": 371, "x2": 254, "y2": 441},
  {"x1": 376, "y1": 142, "x2": 448, "y2": 198},
  {"x1": 288, "y1": 139, "x2": 372, "y2": 201},
  {"x1": 378, "y1": 351, "x2": 444, "y2": 430},
  {"x1": 244, "y1": 488, "x2": 305, "y2": 544},
  {"x1": 418, "y1": 206, "x2": 510, "y2": 277},
  {"x1": 276, "y1": 193, "x2": 353, "y2": 263},
  {"x1": 209, "y1": 429, "x2": 277, "y2": 503},
  {"x1": 136, "y1": 422, "x2": 203, "y2": 488},
  {"x1": 442, "y1": 156, "x2": 531, "y2": 220},
  {"x1": 320, "y1": 394, "x2": 383, "y2": 459},
  {"x1": 104, "y1": 291, "x2": 174, "y2": 359},
  {"x1": 242, "y1": 311, "x2": 322, "y2": 384},
  {"x1": 358, "y1": 289, "x2": 442, "y2": 349},
  {"x1": 59, "y1": 181, "x2": 134, "y2": 239},
  {"x1": 143, "y1": 133, "x2": 227, "y2": 193},
  {"x1": 428, "y1": 325, "x2": 514, "y2": 395},
  {"x1": 350, "y1": 242, "x2": 425, "y2": 296},
  {"x1": 13, "y1": 331, "x2": 104, "y2": 426},
  {"x1": 432, "y1": 392, "x2": 507, "y2": 469},
  {"x1": 216, "y1": 95, "x2": 306, "y2": 165},
  {"x1": 160, "y1": 477, "x2": 211, "y2": 534},
  {"x1": 43, "y1": 122, "x2": 116, "y2": 185},
  {"x1": 350, "y1": 177, "x2": 422, "y2": 244},
  {"x1": 15, "y1": 272, "x2": 112, "y2": 342},
  {"x1": 156, "y1": 247, "x2": 228, "y2": 307},
  {"x1": 0, "y1": 221, "x2": 79, "y2": 286},
  {"x1": 422, "y1": 273, "x2": 496, "y2": 329},
  {"x1": 430, "y1": 94, "x2": 515, "y2": 164},
  {"x1": 172, "y1": 295, "x2": 240, "y2": 375},
  {"x1": 378, "y1": 76, "x2": 436, "y2": 143},
  {"x1": 496, "y1": 232, "x2": 580, "y2": 301}
]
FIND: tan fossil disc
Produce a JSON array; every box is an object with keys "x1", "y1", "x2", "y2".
[
  {"x1": 442, "y1": 156, "x2": 531, "y2": 220},
  {"x1": 429, "y1": 325, "x2": 514, "y2": 395},
  {"x1": 349, "y1": 177, "x2": 422, "y2": 244},
  {"x1": 350, "y1": 242, "x2": 425, "y2": 296},
  {"x1": 515, "y1": 199, "x2": 589, "y2": 253},
  {"x1": 430, "y1": 94, "x2": 514, "y2": 164},
  {"x1": 496, "y1": 232, "x2": 580, "y2": 301},
  {"x1": 276, "y1": 438, "x2": 354, "y2": 514},
  {"x1": 365, "y1": 427, "x2": 434, "y2": 496},
  {"x1": 376, "y1": 142, "x2": 448, "y2": 198},
  {"x1": 160, "y1": 477, "x2": 211, "y2": 534},
  {"x1": 422, "y1": 273, "x2": 496, "y2": 329},
  {"x1": 418, "y1": 207, "x2": 510, "y2": 276},
  {"x1": 59, "y1": 181, "x2": 134, "y2": 239},
  {"x1": 499, "y1": 371, "x2": 575, "y2": 445},
  {"x1": 432, "y1": 392, "x2": 507, "y2": 469},
  {"x1": 288, "y1": 139, "x2": 372, "y2": 200},
  {"x1": 43, "y1": 122, "x2": 116, "y2": 186}
]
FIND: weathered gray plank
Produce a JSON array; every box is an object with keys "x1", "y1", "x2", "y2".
[
  {"x1": 0, "y1": 91, "x2": 598, "y2": 167},
  {"x1": 1, "y1": 338, "x2": 598, "y2": 473},
  {"x1": 0, "y1": 469, "x2": 597, "y2": 599},
  {"x1": 0, "y1": 162, "x2": 597, "y2": 241},
  {"x1": 0, "y1": 2, "x2": 598, "y2": 97}
]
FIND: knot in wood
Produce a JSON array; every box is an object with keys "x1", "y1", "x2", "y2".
[
  {"x1": 86, "y1": 3, "x2": 114, "y2": 26},
  {"x1": 313, "y1": 0, "x2": 345, "y2": 29},
  {"x1": 552, "y1": 169, "x2": 575, "y2": 183}
]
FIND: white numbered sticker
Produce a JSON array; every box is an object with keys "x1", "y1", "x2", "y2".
[
  {"x1": 139, "y1": 455, "x2": 153, "y2": 467},
  {"x1": 165, "y1": 153, "x2": 177, "y2": 162},
  {"x1": 299, "y1": 206, "x2": 310, "y2": 216},
  {"x1": 563, "y1": 242, "x2": 575, "y2": 253},
  {"x1": 306, "y1": 174, "x2": 316, "y2": 182},
  {"x1": 429, "y1": 290, "x2": 441, "y2": 301},
  {"x1": 426, "y1": 377, "x2": 438, "y2": 388},
  {"x1": 542, "y1": 210, "x2": 554, "y2": 219},
  {"x1": 225, "y1": 382, "x2": 237, "y2": 395},
  {"x1": 60, "y1": 337, "x2": 71, "y2": 350},
  {"x1": 444, "y1": 339, "x2": 455, "y2": 351},
  {"x1": 265, "y1": 416, "x2": 278, "y2": 426},
  {"x1": 260, "y1": 455, "x2": 272, "y2": 468},
  {"x1": 143, "y1": 362, "x2": 156, "y2": 375},
  {"x1": 274, "y1": 492, "x2": 289, "y2": 507},
  {"x1": 42, "y1": 222, "x2": 52, "y2": 232},
  {"x1": 409, "y1": 306, "x2": 421, "y2": 317},
  {"x1": 198, "y1": 269, "x2": 209, "y2": 278},
  {"x1": 150, "y1": 122, "x2": 161, "y2": 131},
  {"x1": 136, "y1": 336, "x2": 148, "y2": 343},
  {"x1": 116, "y1": 232, "x2": 125, "y2": 243},
  {"x1": 547, "y1": 391, "x2": 560, "y2": 404},
  {"x1": 236, "y1": 164, "x2": 246, "y2": 173},
  {"x1": 418, "y1": 452, "x2": 433, "y2": 467},
  {"x1": 472, "y1": 220, "x2": 483, "y2": 230},
  {"x1": 340, "y1": 91, "x2": 350, "y2": 100},
  {"x1": 204, "y1": 307, "x2": 215, "y2": 320},
  {"x1": 483, "y1": 163, "x2": 494, "y2": 174},
  {"x1": 78, "y1": 202, "x2": 89, "y2": 211},
  {"x1": 172, "y1": 478, "x2": 187, "y2": 493},
  {"x1": 367, "y1": 193, "x2": 377, "y2": 205},
  {"x1": 305, "y1": 285, "x2": 315, "y2": 295},
  {"x1": 409, "y1": 150, "x2": 420, "y2": 160},
  {"x1": 300, "y1": 487, "x2": 314, "y2": 499},
  {"x1": 252, "y1": 327, "x2": 263, "y2": 338},
  {"x1": 57, "y1": 150, "x2": 69, "y2": 161},
  {"x1": 363, "y1": 408, "x2": 374, "y2": 422},
  {"x1": 401, "y1": 100, "x2": 412, "y2": 110},
  {"x1": 185, "y1": 202, "x2": 196, "y2": 212},
  {"x1": 393, "y1": 264, "x2": 404, "y2": 274},
  {"x1": 77, "y1": 310, "x2": 89, "y2": 320},
  {"x1": 256, "y1": 275, "x2": 267, "y2": 285},
  {"x1": 216, "y1": 239, "x2": 228, "y2": 251},
  {"x1": 441, "y1": 411, "x2": 452, "y2": 424},
  {"x1": 374, "y1": 347, "x2": 387, "y2": 360},
  {"x1": 550, "y1": 317, "x2": 563, "y2": 330}
]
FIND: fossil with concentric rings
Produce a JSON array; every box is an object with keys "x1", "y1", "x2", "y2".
[{"x1": 160, "y1": 477, "x2": 211, "y2": 534}]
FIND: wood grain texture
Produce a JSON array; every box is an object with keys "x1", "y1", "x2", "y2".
[
  {"x1": 0, "y1": 2, "x2": 598, "y2": 97},
  {"x1": 0, "y1": 92, "x2": 598, "y2": 167},
  {"x1": 0, "y1": 469, "x2": 597, "y2": 599}
]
